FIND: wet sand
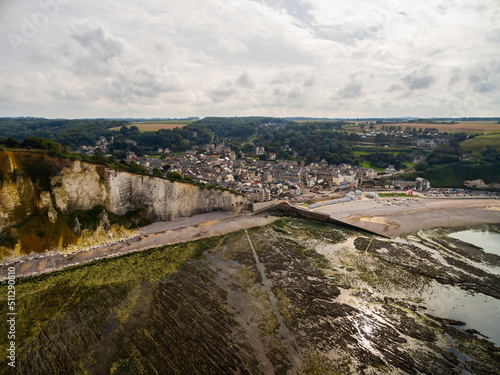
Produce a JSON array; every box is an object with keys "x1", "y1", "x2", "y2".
[
  {"x1": 0, "y1": 212, "x2": 276, "y2": 280},
  {"x1": 315, "y1": 198, "x2": 500, "y2": 237}
]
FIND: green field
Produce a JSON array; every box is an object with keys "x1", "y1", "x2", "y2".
[
  {"x1": 359, "y1": 160, "x2": 385, "y2": 171},
  {"x1": 461, "y1": 133, "x2": 500, "y2": 152},
  {"x1": 379, "y1": 193, "x2": 413, "y2": 197}
]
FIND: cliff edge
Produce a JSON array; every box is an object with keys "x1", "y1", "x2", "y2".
[{"x1": 0, "y1": 150, "x2": 246, "y2": 257}]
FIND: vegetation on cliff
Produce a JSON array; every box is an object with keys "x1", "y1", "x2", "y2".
[{"x1": 1, "y1": 205, "x2": 151, "y2": 257}]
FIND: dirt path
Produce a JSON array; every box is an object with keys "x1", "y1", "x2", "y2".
[{"x1": 0, "y1": 212, "x2": 276, "y2": 280}]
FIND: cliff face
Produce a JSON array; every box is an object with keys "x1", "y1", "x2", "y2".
[{"x1": 0, "y1": 150, "x2": 246, "y2": 233}]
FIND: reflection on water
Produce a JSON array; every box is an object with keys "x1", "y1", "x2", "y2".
[
  {"x1": 449, "y1": 230, "x2": 500, "y2": 256},
  {"x1": 422, "y1": 283, "x2": 500, "y2": 346}
]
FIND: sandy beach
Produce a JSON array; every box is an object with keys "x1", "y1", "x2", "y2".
[
  {"x1": 0, "y1": 212, "x2": 276, "y2": 280},
  {"x1": 314, "y1": 197, "x2": 500, "y2": 237}
]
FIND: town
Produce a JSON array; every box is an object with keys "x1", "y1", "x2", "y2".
[{"x1": 81, "y1": 135, "x2": 437, "y2": 203}]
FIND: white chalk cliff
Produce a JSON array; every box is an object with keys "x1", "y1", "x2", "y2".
[{"x1": 0, "y1": 151, "x2": 246, "y2": 233}]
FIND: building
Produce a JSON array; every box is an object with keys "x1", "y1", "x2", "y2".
[
  {"x1": 415, "y1": 177, "x2": 430, "y2": 190},
  {"x1": 365, "y1": 169, "x2": 377, "y2": 179},
  {"x1": 332, "y1": 173, "x2": 344, "y2": 186},
  {"x1": 255, "y1": 147, "x2": 265, "y2": 155},
  {"x1": 385, "y1": 165, "x2": 397, "y2": 174}
]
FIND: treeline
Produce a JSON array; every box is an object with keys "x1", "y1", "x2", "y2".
[
  {"x1": 194, "y1": 116, "x2": 290, "y2": 139},
  {"x1": 421, "y1": 162, "x2": 500, "y2": 187},
  {"x1": 251, "y1": 122, "x2": 358, "y2": 164},
  {"x1": 0, "y1": 137, "x2": 67, "y2": 154},
  {"x1": 0, "y1": 118, "x2": 128, "y2": 149},
  {"x1": 109, "y1": 123, "x2": 213, "y2": 157},
  {"x1": 415, "y1": 134, "x2": 483, "y2": 168}
]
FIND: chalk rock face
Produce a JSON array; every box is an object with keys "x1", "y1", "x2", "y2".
[
  {"x1": 0, "y1": 151, "x2": 246, "y2": 232},
  {"x1": 464, "y1": 179, "x2": 500, "y2": 190}
]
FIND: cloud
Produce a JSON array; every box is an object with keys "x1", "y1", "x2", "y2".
[
  {"x1": 71, "y1": 25, "x2": 125, "y2": 62},
  {"x1": 387, "y1": 84, "x2": 403, "y2": 92},
  {"x1": 217, "y1": 38, "x2": 249, "y2": 54},
  {"x1": 303, "y1": 76, "x2": 315, "y2": 87},
  {"x1": 448, "y1": 71, "x2": 462, "y2": 86},
  {"x1": 288, "y1": 87, "x2": 301, "y2": 99},
  {"x1": 402, "y1": 72, "x2": 435, "y2": 90},
  {"x1": 0, "y1": 0, "x2": 499, "y2": 117},
  {"x1": 337, "y1": 82, "x2": 362, "y2": 99},
  {"x1": 236, "y1": 72, "x2": 254, "y2": 88}
]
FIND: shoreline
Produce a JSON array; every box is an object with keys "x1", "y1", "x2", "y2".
[
  {"x1": 0, "y1": 212, "x2": 276, "y2": 281},
  {"x1": 2, "y1": 198, "x2": 500, "y2": 280}
]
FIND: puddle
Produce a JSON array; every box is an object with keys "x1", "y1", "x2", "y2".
[{"x1": 449, "y1": 230, "x2": 500, "y2": 256}]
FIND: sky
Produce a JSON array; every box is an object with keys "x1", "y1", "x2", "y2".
[{"x1": 0, "y1": 0, "x2": 499, "y2": 119}]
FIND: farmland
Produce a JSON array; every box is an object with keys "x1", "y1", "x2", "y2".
[
  {"x1": 109, "y1": 120, "x2": 192, "y2": 132},
  {"x1": 347, "y1": 121, "x2": 500, "y2": 134}
]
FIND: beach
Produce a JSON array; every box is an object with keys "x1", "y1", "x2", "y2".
[
  {"x1": 314, "y1": 197, "x2": 500, "y2": 237},
  {"x1": 0, "y1": 212, "x2": 276, "y2": 280}
]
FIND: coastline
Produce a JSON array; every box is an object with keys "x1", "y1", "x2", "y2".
[
  {"x1": 2, "y1": 198, "x2": 500, "y2": 280},
  {"x1": 0, "y1": 212, "x2": 276, "y2": 281}
]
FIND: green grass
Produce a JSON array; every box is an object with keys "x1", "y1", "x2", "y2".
[
  {"x1": 360, "y1": 161, "x2": 385, "y2": 172},
  {"x1": 109, "y1": 121, "x2": 192, "y2": 132},
  {"x1": 379, "y1": 193, "x2": 413, "y2": 197},
  {"x1": 461, "y1": 133, "x2": 500, "y2": 152},
  {"x1": 354, "y1": 150, "x2": 400, "y2": 157}
]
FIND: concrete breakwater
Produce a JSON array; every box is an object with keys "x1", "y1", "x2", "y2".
[{"x1": 254, "y1": 202, "x2": 389, "y2": 237}]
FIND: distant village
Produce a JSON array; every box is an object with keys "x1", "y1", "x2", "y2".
[{"x1": 80, "y1": 136, "x2": 433, "y2": 202}]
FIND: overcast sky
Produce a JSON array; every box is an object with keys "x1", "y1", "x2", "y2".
[{"x1": 1, "y1": 0, "x2": 499, "y2": 118}]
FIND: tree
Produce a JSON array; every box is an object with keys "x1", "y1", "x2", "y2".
[
  {"x1": 0, "y1": 138, "x2": 21, "y2": 148},
  {"x1": 128, "y1": 162, "x2": 149, "y2": 175},
  {"x1": 152, "y1": 168, "x2": 163, "y2": 177},
  {"x1": 166, "y1": 171, "x2": 183, "y2": 180}
]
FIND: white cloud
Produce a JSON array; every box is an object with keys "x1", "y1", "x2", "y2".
[
  {"x1": 0, "y1": 0, "x2": 499, "y2": 118},
  {"x1": 337, "y1": 82, "x2": 363, "y2": 99}
]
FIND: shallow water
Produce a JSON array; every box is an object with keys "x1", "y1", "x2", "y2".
[
  {"x1": 449, "y1": 230, "x2": 500, "y2": 255},
  {"x1": 421, "y1": 282, "x2": 500, "y2": 346}
]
